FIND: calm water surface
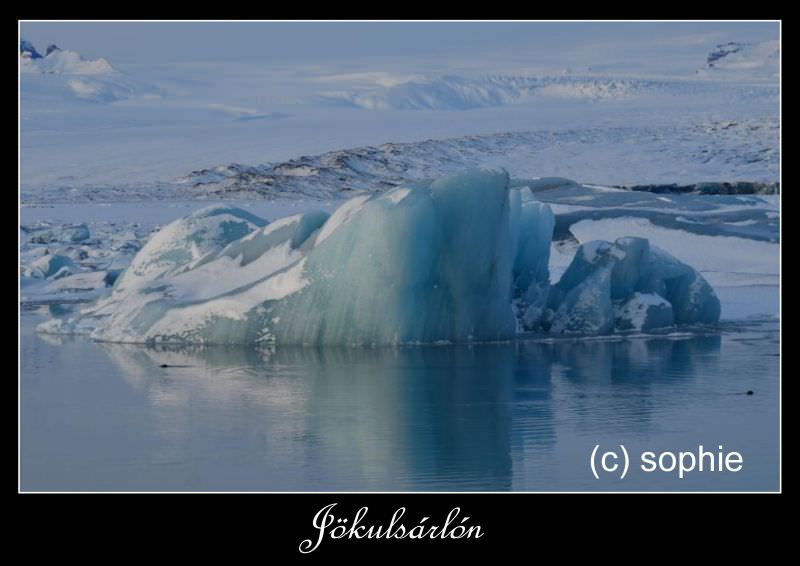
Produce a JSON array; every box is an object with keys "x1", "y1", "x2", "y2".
[{"x1": 20, "y1": 312, "x2": 779, "y2": 491}]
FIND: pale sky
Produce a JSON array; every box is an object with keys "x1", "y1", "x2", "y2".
[{"x1": 20, "y1": 21, "x2": 779, "y2": 65}]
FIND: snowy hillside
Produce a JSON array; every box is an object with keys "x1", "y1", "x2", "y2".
[
  {"x1": 317, "y1": 75, "x2": 660, "y2": 110},
  {"x1": 21, "y1": 115, "x2": 778, "y2": 204},
  {"x1": 175, "y1": 119, "x2": 779, "y2": 198},
  {"x1": 20, "y1": 26, "x2": 779, "y2": 192},
  {"x1": 701, "y1": 40, "x2": 780, "y2": 78},
  {"x1": 20, "y1": 39, "x2": 157, "y2": 103},
  {"x1": 20, "y1": 41, "x2": 113, "y2": 75},
  {"x1": 316, "y1": 70, "x2": 779, "y2": 111}
]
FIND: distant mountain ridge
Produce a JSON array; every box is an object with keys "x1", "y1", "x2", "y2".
[
  {"x1": 20, "y1": 39, "x2": 113, "y2": 75},
  {"x1": 20, "y1": 38, "x2": 42, "y2": 59},
  {"x1": 700, "y1": 40, "x2": 779, "y2": 78},
  {"x1": 707, "y1": 42, "x2": 746, "y2": 67}
]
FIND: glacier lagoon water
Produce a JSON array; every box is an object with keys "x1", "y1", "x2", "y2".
[{"x1": 21, "y1": 310, "x2": 778, "y2": 491}]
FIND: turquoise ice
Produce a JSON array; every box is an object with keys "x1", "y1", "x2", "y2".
[
  {"x1": 40, "y1": 169, "x2": 719, "y2": 345},
  {"x1": 545, "y1": 236, "x2": 720, "y2": 333}
]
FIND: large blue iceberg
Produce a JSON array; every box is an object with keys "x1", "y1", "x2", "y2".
[{"x1": 40, "y1": 169, "x2": 720, "y2": 345}]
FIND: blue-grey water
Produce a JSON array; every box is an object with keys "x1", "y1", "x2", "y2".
[{"x1": 20, "y1": 312, "x2": 779, "y2": 492}]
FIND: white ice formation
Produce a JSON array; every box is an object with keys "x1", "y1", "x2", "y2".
[{"x1": 38, "y1": 169, "x2": 720, "y2": 345}]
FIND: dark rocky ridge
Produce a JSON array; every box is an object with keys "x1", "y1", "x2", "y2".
[
  {"x1": 20, "y1": 39, "x2": 42, "y2": 60},
  {"x1": 707, "y1": 42, "x2": 745, "y2": 68},
  {"x1": 613, "y1": 181, "x2": 779, "y2": 195}
]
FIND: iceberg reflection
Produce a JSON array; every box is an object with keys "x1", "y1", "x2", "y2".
[{"x1": 96, "y1": 333, "x2": 721, "y2": 490}]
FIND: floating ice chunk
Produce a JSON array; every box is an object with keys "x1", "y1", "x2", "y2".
[
  {"x1": 36, "y1": 314, "x2": 96, "y2": 336},
  {"x1": 21, "y1": 268, "x2": 113, "y2": 306},
  {"x1": 64, "y1": 170, "x2": 525, "y2": 345},
  {"x1": 193, "y1": 209, "x2": 329, "y2": 270},
  {"x1": 37, "y1": 170, "x2": 718, "y2": 345},
  {"x1": 87, "y1": 209, "x2": 325, "y2": 344},
  {"x1": 549, "y1": 265, "x2": 614, "y2": 334},
  {"x1": 547, "y1": 237, "x2": 720, "y2": 334},
  {"x1": 22, "y1": 254, "x2": 76, "y2": 279},
  {"x1": 113, "y1": 205, "x2": 266, "y2": 291},
  {"x1": 28, "y1": 223, "x2": 90, "y2": 244},
  {"x1": 512, "y1": 188, "x2": 555, "y2": 331},
  {"x1": 140, "y1": 258, "x2": 311, "y2": 344},
  {"x1": 518, "y1": 281, "x2": 550, "y2": 331},
  {"x1": 514, "y1": 191, "x2": 555, "y2": 292},
  {"x1": 547, "y1": 240, "x2": 615, "y2": 313},
  {"x1": 614, "y1": 292, "x2": 674, "y2": 332},
  {"x1": 640, "y1": 247, "x2": 721, "y2": 325},
  {"x1": 382, "y1": 187, "x2": 412, "y2": 205},
  {"x1": 264, "y1": 169, "x2": 518, "y2": 345},
  {"x1": 610, "y1": 237, "x2": 649, "y2": 300},
  {"x1": 314, "y1": 194, "x2": 372, "y2": 245},
  {"x1": 153, "y1": 211, "x2": 327, "y2": 304}
]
